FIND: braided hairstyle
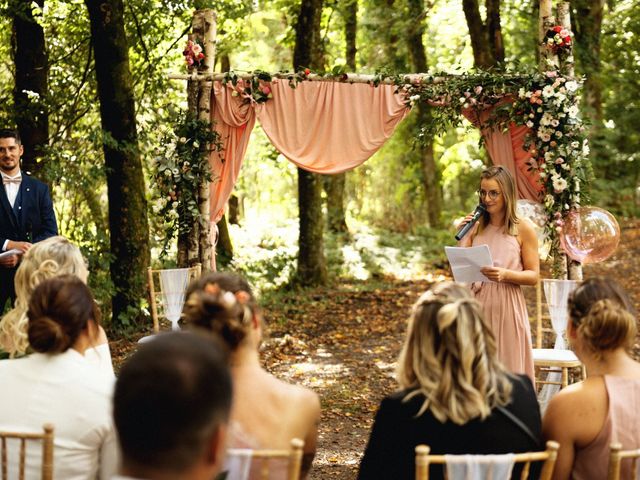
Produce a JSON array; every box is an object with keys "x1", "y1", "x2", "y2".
[
  {"x1": 396, "y1": 281, "x2": 513, "y2": 425},
  {"x1": 181, "y1": 272, "x2": 259, "y2": 351}
]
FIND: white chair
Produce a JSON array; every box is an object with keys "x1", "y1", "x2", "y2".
[
  {"x1": 147, "y1": 264, "x2": 201, "y2": 333},
  {"x1": 532, "y1": 280, "x2": 584, "y2": 392}
]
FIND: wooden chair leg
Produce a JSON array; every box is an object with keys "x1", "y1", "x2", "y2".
[{"x1": 561, "y1": 367, "x2": 568, "y2": 388}]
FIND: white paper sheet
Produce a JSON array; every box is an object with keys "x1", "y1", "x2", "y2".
[
  {"x1": 445, "y1": 245, "x2": 493, "y2": 283},
  {"x1": 0, "y1": 249, "x2": 22, "y2": 259}
]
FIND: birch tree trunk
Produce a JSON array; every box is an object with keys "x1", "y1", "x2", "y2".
[{"x1": 194, "y1": 10, "x2": 216, "y2": 271}]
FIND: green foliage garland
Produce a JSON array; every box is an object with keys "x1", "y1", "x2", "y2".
[{"x1": 152, "y1": 111, "x2": 222, "y2": 257}]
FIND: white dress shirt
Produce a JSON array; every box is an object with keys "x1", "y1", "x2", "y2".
[
  {"x1": 1, "y1": 170, "x2": 21, "y2": 208},
  {"x1": 0, "y1": 348, "x2": 118, "y2": 480}
]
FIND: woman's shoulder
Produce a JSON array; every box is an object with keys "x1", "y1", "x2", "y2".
[
  {"x1": 545, "y1": 376, "x2": 607, "y2": 422},
  {"x1": 268, "y1": 374, "x2": 320, "y2": 417}
]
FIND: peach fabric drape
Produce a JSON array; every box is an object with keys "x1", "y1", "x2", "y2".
[
  {"x1": 255, "y1": 81, "x2": 408, "y2": 173},
  {"x1": 209, "y1": 82, "x2": 257, "y2": 223},
  {"x1": 463, "y1": 107, "x2": 543, "y2": 202},
  {"x1": 209, "y1": 81, "x2": 409, "y2": 223}
]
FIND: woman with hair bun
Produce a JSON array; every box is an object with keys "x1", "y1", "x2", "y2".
[
  {"x1": 0, "y1": 236, "x2": 112, "y2": 375},
  {"x1": 543, "y1": 277, "x2": 640, "y2": 480},
  {"x1": 358, "y1": 281, "x2": 542, "y2": 480},
  {"x1": 0, "y1": 275, "x2": 118, "y2": 479},
  {"x1": 182, "y1": 272, "x2": 321, "y2": 479}
]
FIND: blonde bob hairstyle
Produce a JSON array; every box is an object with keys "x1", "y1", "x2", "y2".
[
  {"x1": 477, "y1": 165, "x2": 519, "y2": 236},
  {"x1": 0, "y1": 236, "x2": 87, "y2": 356},
  {"x1": 396, "y1": 281, "x2": 513, "y2": 425}
]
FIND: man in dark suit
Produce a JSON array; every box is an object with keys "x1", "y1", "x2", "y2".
[{"x1": 0, "y1": 129, "x2": 57, "y2": 311}]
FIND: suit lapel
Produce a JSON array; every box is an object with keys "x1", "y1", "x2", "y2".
[{"x1": 16, "y1": 175, "x2": 35, "y2": 232}]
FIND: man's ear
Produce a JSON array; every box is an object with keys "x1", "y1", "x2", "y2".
[{"x1": 206, "y1": 424, "x2": 228, "y2": 468}]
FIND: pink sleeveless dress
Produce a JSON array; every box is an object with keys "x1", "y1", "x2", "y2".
[
  {"x1": 572, "y1": 375, "x2": 640, "y2": 480},
  {"x1": 472, "y1": 223, "x2": 535, "y2": 382}
]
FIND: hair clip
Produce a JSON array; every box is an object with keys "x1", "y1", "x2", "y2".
[
  {"x1": 204, "y1": 283, "x2": 221, "y2": 295},
  {"x1": 235, "y1": 291, "x2": 250, "y2": 304}
]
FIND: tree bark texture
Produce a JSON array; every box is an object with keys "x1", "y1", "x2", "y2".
[
  {"x1": 572, "y1": 0, "x2": 605, "y2": 123},
  {"x1": 85, "y1": 0, "x2": 150, "y2": 328},
  {"x1": 194, "y1": 10, "x2": 216, "y2": 271},
  {"x1": 461, "y1": 0, "x2": 504, "y2": 69},
  {"x1": 294, "y1": 0, "x2": 327, "y2": 286},
  {"x1": 322, "y1": 0, "x2": 358, "y2": 235},
  {"x1": 215, "y1": 215, "x2": 233, "y2": 268},
  {"x1": 406, "y1": 0, "x2": 443, "y2": 228},
  {"x1": 11, "y1": 0, "x2": 48, "y2": 177}
]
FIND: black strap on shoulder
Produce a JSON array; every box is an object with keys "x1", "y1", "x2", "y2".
[{"x1": 496, "y1": 405, "x2": 540, "y2": 446}]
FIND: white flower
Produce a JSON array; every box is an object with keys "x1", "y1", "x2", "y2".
[
  {"x1": 172, "y1": 201, "x2": 179, "y2": 208},
  {"x1": 172, "y1": 168, "x2": 179, "y2": 175},
  {"x1": 571, "y1": 141, "x2": 580, "y2": 149},
  {"x1": 193, "y1": 141, "x2": 200, "y2": 149},
  {"x1": 459, "y1": 97, "x2": 466, "y2": 104},
  {"x1": 542, "y1": 85, "x2": 555, "y2": 98},
  {"x1": 544, "y1": 194, "x2": 555, "y2": 207},
  {"x1": 553, "y1": 177, "x2": 568, "y2": 192},
  {"x1": 179, "y1": 137, "x2": 187, "y2": 143},
  {"x1": 410, "y1": 94, "x2": 420, "y2": 102},
  {"x1": 551, "y1": 119, "x2": 560, "y2": 127},
  {"x1": 555, "y1": 157, "x2": 565, "y2": 164},
  {"x1": 582, "y1": 142, "x2": 590, "y2": 156},
  {"x1": 565, "y1": 81, "x2": 579, "y2": 93},
  {"x1": 518, "y1": 88, "x2": 526, "y2": 99},
  {"x1": 526, "y1": 121, "x2": 534, "y2": 128},
  {"x1": 567, "y1": 105, "x2": 579, "y2": 118},
  {"x1": 164, "y1": 169, "x2": 172, "y2": 177},
  {"x1": 545, "y1": 152, "x2": 554, "y2": 161},
  {"x1": 574, "y1": 179, "x2": 580, "y2": 192}
]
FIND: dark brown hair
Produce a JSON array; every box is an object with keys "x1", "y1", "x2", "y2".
[
  {"x1": 182, "y1": 272, "x2": 259, "y2": 350},
  {"x1": 568, "y1": 277, "x2": 636, "y2": 355},
  {"x1": 27, "y1": 275, "x2": 100, "y2": 353}
]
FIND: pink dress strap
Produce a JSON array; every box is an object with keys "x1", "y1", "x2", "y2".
[{"x1": 572, "y1": 375, "x2": 640, "y2": 480}]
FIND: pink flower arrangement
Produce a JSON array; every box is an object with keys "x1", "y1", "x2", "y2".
[{"x1": 183, "y1": 40, "x2": 205, "y2": 69}]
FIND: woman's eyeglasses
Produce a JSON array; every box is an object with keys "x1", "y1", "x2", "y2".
[{"x1": 477, "y1": 189, "x2": 502, "y2": 200}]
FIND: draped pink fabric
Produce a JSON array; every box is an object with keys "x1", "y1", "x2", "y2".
[
  {"x1": 209, "y1": 82, "x2": 257, "y2": 223},
  {"x1": 463, "y1": 106, "x2": 543, "y2": 202},
  {"x1": 209, "y1": 80, "x2": 409, "y2": 223},
  {"x1": 255, "y1": 81, "x2": 409, "y2": 174}
]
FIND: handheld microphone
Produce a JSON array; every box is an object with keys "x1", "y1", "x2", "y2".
[{"x1": 455, "y1": 204, "x2": 486, "y2": 241}]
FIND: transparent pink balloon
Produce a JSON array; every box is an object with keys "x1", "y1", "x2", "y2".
[{"x1": 560, "y1": 207, "x2": 620, "y2": 264}]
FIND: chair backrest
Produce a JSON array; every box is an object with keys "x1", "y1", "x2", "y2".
[
  {"x1": 607, "y1": 442, "x2": 640, "y2": 480},
  {"x1": 225, "y1": 438, "x2": 304, "y2": 480},
  {"x1": 0, "y1": 424, "x2": 54, "y2": 480},
  {"x1": 533, "y1": 280, "x2": 553, "y2": 349},
  {"x1": 147, "y1": 264, "x2": 201, "y2": 332},
  {"x1": 415, "y1": 441, "x2": 559, "y2": 480}
]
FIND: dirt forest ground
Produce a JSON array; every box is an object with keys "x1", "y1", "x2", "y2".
[{"x1": 111, "y1": 219, "x2": 640, "y2": 480}]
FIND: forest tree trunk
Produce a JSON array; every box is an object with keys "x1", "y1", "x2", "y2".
[
  {"x1": 294, "y1": 0, "x2": 327, "y2": 286},
  {"x1": 11, "y1": 0, "x2": 48, "y2": 177},
  {"x1": 323, "y1": 0, "x2": 357, "y2": 234},
  {"x1": 406, "y1": 0, "x2": 443, "y2": 228},
  {"x1": 85, "y1": 0, "x2": 150, "y2": 328},
  {"x1": 462, "y1": 0, "x2": 504, "y2": 69}
]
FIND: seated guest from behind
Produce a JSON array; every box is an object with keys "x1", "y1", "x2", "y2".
[
  {"x1": 0, "y1": 236, "x2": 112, "y2": 375},
  {"x1": 543, "y1": 277, "x2": 640, "y2": 480},
  {"x1": 182, "y1": 272, "x2": 321, "y2": 478},
  {"x1": 112, "y1": 332, "x2": 232, "y2": 480},
  {"x1": 0, "y1": 275, "x2": 117, "y2": 479},
  {"x1": 358, "y1": 281, "x2": 542, "y2": 480}
]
